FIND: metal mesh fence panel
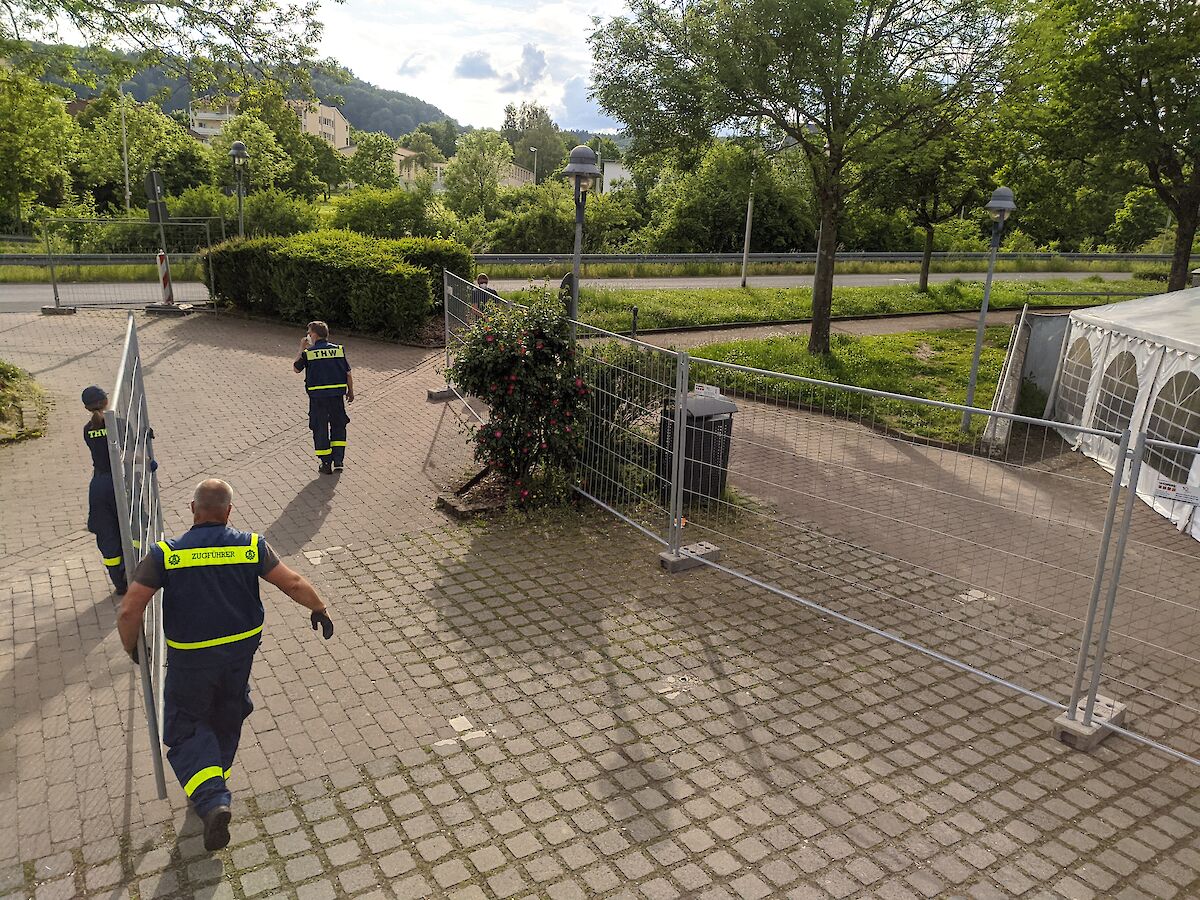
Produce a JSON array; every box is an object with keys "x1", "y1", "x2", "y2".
[
  {"x1": 574, "y1": 324, "x2": 683, "y2": 545},
  {"x1": 41, "y1": 218, "x2": 212, "y2": 309},
  {"x1": 1089, "y1": 437, "x2": 1200, "y2": 757},
  {"x1": 666, "y1": 353, "x2": 1130, "y2": 707},
  {"x1": 104, "y1": 313, "x2": 168, "y2": 797}
]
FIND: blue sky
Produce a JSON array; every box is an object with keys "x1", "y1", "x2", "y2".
[{"x1": 317, "y1": 0, "x2": 626, "y2": 131}]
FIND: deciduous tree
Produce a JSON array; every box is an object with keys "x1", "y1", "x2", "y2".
[
  {"x1": 444, "y1": 130, "x2": 512, "y2": 219},
  {"x1": 592, "y1": 0, "x2": 1006, "y2": 353},
  {"x1": 1011, "y1": 0, "x2": 1200, "y2": 289}
]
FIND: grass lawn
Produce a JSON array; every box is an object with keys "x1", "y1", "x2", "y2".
[
  {"x1": 685, "y1": 326, "x2": 1013, "y2": 443},
  {"x1": 0, "y1": 360, "x2": 47, "y2": 443},
  {"x1": 548, "y1": 277, "x2": 1141, "y2": 333}
]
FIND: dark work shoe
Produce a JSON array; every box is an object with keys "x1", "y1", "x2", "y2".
[
  {"x1": 202, "y1": 805, "x2": 232, "y2": 852},
  {"x1": 318, "y1": 460, "x2": 333, "y2": 475},
  {"x1": 113, "y1": 583, "x2": 128, "y2": 596},
  {"x1": 332, "y1": 463, "x2": 344, "y2": 472}
]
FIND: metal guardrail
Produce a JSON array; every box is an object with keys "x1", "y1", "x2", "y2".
[
  {"x1": 475, "y1": 251, "x2": 1174, "y2": 265},
  {"x1": 0, "y1": 253, "x2": 205, "y2": 266}
]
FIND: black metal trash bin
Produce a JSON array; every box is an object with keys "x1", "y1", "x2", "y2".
[{"x1": 658, "y1": 393, "x2": 738, "y2": 505}]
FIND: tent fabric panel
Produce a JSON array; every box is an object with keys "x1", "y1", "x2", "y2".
[{"x1": 1069, "y1": 287, "x2": 1200, "y2": 357}]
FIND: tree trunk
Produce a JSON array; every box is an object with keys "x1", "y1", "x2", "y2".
[
  {"x1": 919, "y1": 225, "x2": 934, "y2": 292},
  {"x1": 1168, "y1": 206, "x2": 1197, "y2": 292},
  {"x1": 808, "y1": 200, "x2": 838, "y2": 355}
]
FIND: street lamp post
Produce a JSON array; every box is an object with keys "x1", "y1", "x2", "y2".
[
  {"x1": 961, "y1": 186, "x2": 1017, "y2": 432},
  {"x1": 229, "y1": 141, "x2": 250, "y2": 238},
  {"x1": 562, "y1": 145, "x2": 602, "y2": 329},
  {"x1": 529, "y1": 147, "x2": 538, "y2": 183}
]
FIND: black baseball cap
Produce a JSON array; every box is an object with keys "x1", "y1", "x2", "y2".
[{"x1": 81, "y1": 385, "x2": 108, "y2": 408}]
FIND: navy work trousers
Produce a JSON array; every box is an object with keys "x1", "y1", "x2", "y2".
[
  {"x1": 163, "y1": 655, "x2": 254, "y2": 817},
  {"x1": 87, "y1": 472, "x2": 127, "y2": 592},
  {"x1": 308, "y1": 395, "x2": 348, "y2": 465}
]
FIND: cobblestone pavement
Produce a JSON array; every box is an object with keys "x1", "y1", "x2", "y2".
[{"x1": 2, "y1": 309, "x2": 1200, "y2": 899}]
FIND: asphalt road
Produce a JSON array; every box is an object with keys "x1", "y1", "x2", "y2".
[
  {"x1": 0, "y1": 281, "x2": 212, "y2": 312},
  {"x1": 491, "y1": 270, "x2": 1135, "y2": 291},
  {"x1": 0, "y1": 271, "x2": 1136, "y2": 313}
]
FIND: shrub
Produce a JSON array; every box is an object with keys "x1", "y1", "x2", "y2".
[
  {"x1": 446, "y1": 298, "x2": 584, "y2": 502},
  {"x1": 171, "y1": 185, "x2": 237, "y2": 240},
  {"x1": 243, "y1": 189, "x2": 320, "y2": 237},
  {"x1": 331, "y1": 187, "x2": 428, "y2": 238},
  {"x1": 1131, "y1": 262, "x2": 1171, "y2": 282},
  {"x1": 205, "y1": 230, "x2": 433, "y2": 338},
  {"x1": 388, "y1": 237, "x2": 474, "y2": 300}
]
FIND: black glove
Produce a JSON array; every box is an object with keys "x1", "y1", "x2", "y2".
[
  {"x1": 127, "y1": 644, "x2": 140, "y2": 665},
  {"x1": 311, "y1": 609, "x2": 334, "y2": 639}
]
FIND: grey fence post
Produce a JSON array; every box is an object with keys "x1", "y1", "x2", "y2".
[
  {"x1": 667, "y1": 352, "x2": 690, "y2": 555},
  {"x1": 444, "y1": 272, "x2": 453, "y2": 373},
  {"x1": 1082, "y1": 430, "x2": 1147, "y2": 727},
  {"x1": 203, "y1": 221, "x2": 215, "y2": 304},
  {"x1": 44, "y1": 226, "x2": 61, "y2": 308},
  {"x1": 1065, "y1": 427, "x2": 1131, "y2": 719}
]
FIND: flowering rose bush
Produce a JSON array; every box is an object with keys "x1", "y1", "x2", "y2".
[{"x1": 446, "y1": 298, "x2": 585, "y2": 503}]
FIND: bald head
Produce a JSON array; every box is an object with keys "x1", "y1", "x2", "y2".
[{"x1": 191, "y1": 479, "x2": 234, "y2": 523}]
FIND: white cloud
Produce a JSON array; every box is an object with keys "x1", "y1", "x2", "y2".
[
  {"x1": 555, "y1": 76, "x2": 622, "y2": 133},
  {"x1": 318, "y1": 0, "x2": 631, "y2": 128},
  {"x1": 454, "y1": 51, "x2": 499, "y2": 79},
  {"x1": 499, "y1": 44, "x2": 548, "y2": 94}
]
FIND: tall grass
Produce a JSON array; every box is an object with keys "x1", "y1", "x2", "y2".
[
  {"x1": 0, "y1": 261, "x2": 206, "y2": 283},
  {"x1": 516, "y1": 277, "x2": 1144, "y2": 333},
  {"x1": 484, "y1": 257, "x2": 1140, "y2": 280}
]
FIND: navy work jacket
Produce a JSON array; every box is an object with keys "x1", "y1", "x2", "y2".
[
  {"x1": 297, "y1": 340, "x2": 350, "y2": 398},
  {"x1": 151, "y1": 523, "x2": 267, "y2": 669}
]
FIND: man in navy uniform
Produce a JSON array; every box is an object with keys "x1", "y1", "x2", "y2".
[
  {"x1": 117, "y1": 479, "x2": 335, "y2": 851},
  {"x1": 293, "y1": 320, "x2": 354, "y2": 474}
]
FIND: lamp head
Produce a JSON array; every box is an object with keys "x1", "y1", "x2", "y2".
[
  {"x1": 229, "y1": 140, "x2": 250, "y2": 167},
  {"x1": 985, "y1": 186, "x2": 1016, "y2": 223},
  {"x1": 563, "y1": 145, "x2": 601, "y2": 194}
]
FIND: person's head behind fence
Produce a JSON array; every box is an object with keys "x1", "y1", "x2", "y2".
[
  {"x1": 307, "y1": 321, "x2": 329, "y2": 340},
  {"x1": 476, "y1": 274, "x2": 489, "y2": 287},
  {"x1": 192, "y1": 479, "x2": 234, "y2": 522}
]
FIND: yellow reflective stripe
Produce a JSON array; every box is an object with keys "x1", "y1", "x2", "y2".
[
  {"x1": 184, "y1": 766, "x2": 225, "y2": 796},
  {"x1": 304, "y1": 346, "x2": 345, "y2": 360},
  {"x1": 224, "y1": 767, "x2": 232, "y2": 780},
  {"x1": 103, "y1": 555, "x2": 123, "y2": 566},
  {"x1": 166, "y1": 623, "x2": 263, "y2": 650},
  {"x1": 162, "y1": 539, "x2": 260, "y2": 570},
  {"x1": 307, "y1": 383, "x2": 347, "y2": 391},
  {"x1": 330, "y1": 441, "x2": 347, "y2": 447},
  {"x1": 132, "y1": 539, "x2": 141, "y2": 549},
  {"x1": 315, "y1": 449, "x2": 332, "y2": 456}
]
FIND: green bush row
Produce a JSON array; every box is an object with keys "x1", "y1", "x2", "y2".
[{"x1": 203, "y1": 230, "x2": 471, "y2": 338}]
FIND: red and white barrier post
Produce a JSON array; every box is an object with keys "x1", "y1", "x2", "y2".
[{"x1": 157, "y1": 249, "x2": 174, "y2": 306}]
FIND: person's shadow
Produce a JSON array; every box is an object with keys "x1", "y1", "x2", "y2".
[{"x1": 262, "y1": 474, "x2": 339, "y2": 557}]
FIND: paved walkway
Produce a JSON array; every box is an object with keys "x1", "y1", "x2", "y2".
[{"x1": 1, "y1": 308, "x2": 1198, "y2": 899}]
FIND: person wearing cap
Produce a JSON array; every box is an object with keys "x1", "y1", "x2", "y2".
[
  {"x1": 117, "y1": 478, "x2": 336, "y2": 852},
  {"x1": 82, "y1": 386, "x2": 127, "y2": 594},
  {"x1": 293, "y1": 320, "x2": 353, "y2": 475},
  {"x1": 471, "y1": 272, "x2": 500, "y2": 315}
]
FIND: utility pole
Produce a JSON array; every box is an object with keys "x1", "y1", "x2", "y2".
[{"x1": 120, "y1": 89, "x2": 132, "y2": 213}]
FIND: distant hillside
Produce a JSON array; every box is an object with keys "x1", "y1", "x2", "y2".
[
  {"x1": 42, "y1": 48, "x2": 456, "y2": 138},
  {"x1": 310, "y1": 71, "x2": 454, "y2": 138}
]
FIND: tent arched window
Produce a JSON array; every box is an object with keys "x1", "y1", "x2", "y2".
[
  {"x1": 1145, "y1": 371, "x2": 1200, "y2": 485},
  {"x1": 1057, "y1": 337, "x2": 1093, "y2": 426},
  {"x1": 1092, "y1": 351, "x2": 1140, "y2": 435}
]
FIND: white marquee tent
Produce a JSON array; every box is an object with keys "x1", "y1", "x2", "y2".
[{"x1": 1050, "y1": 287, "x2": 1200, "y2": 540}]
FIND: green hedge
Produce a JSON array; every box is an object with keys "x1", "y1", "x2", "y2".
[
  {"x1": 388, "y1": 237, "x2": 474, "y2": 300},
  {"x1": 203, "y1": 230, "x2": 435, "y2": 338}
]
